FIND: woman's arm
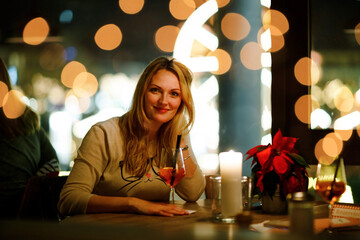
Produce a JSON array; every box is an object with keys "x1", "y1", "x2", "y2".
[
  {"x1": 37, "y1": 127, "x2": 60, "y2": 176},
  {"x1": 175, "y1": 134, "x2": 205, "y2": 201},
  {"x1": 58, "y1": 124, "x2": 107, "y2": 216},
  {"x1": 86, "y1": 195, "x2": 189, "y2": 217},
  {"x1": 180, "y1": 134, "x2": 198, "y2": 177}
]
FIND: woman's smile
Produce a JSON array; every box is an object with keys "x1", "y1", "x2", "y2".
[
  {"x1": 154, "y1": 107, "x2": 169, "y2": 113},
  {"x1": 144, "y1": 69, "x2": 182, "y2": 128}
]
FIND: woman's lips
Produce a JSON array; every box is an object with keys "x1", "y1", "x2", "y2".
[{"x1": 155, "y1": 107, "x2": 169, "y2": 113}]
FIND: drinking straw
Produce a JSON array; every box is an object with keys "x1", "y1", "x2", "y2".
[
  {"x1": 329, "y1": 157, "x2": 341, "y2": 201},
  {"x1": 173, "y1": 135, "x2": 182, "y2": 169}
]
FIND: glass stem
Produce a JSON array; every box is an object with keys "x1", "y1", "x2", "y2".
[
  {"x1": 328, "y1": 203, "x2": 334, "y2": 232},
  {"x1": 171, "y1": 187, "x2": 175, "y2": 204}
]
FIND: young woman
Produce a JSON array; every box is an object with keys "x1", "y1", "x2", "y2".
[
  {"x1": 58, "y1": 56, "x2": 205, "y2": 217},
  {"x1": 0, "y1": 58, "x2": 59, "y2": 219}
]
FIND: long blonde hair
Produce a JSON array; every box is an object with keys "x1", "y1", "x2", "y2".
[{"x1": 119, "y1": 56, "x2": 195, "y2": 176}]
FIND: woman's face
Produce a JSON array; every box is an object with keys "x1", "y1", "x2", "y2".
[{"x1": 144, "y1": 69, "x2": 182, "y2": 128}]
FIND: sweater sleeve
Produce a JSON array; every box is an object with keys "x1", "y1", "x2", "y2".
[
  {"x1": 175, "y1": 166, "x2": 205, "y2": 202},
  {"x1": 58, "y1": 124, "x2": 110, "y2": 216},
  {"x1": 174, "y1": 135, "x2": 205, "y2": 202},
  {"x1": 37, "y1": 127, "x2": 60, "y2": 175}
]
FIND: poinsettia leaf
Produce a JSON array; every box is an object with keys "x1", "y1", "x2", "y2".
[
  {"x1": 256, "y1": 174, "x2": 264, "y2": 192},
  {"x1": 245, "y1": 145, "x2": 268, "y2": 160},
  {"x1": 257, "y1": 147, "x2": 273, "y2": 169},
  {"x1": 273, "y1": 155, "x2": 291, "y2": 175},
  {"x1": 288, "y1": 152, "x2": 309, "y2": 167},
  {"x1": 280, "y1": 152, "x2": 294, "y2": 164},
  {"x1": 280, "y1": 136, "x2": 298, "y2": 152},
  {"x1": 272, "y1": 129, "x2": 283, "y2": 149}
]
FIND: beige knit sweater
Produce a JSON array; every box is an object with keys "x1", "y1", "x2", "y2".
[{"x1": 58, "y1": 117, "x2": 205, "y2": 216}]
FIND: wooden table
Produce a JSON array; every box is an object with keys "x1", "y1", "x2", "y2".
[
  {"x1": 1, "y1": 199, "x2": 356, "y2": 240},
  {"x1": 61, "y1": 199, "x2": 288, "y2": 224},
  {"x1": 58, "y1": 199, "x2": 292, "y2": 239}
]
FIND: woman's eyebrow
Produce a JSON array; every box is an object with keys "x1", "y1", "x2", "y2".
[{"x1": 150, "y1": 84, "x2": 180, "y2": 91}]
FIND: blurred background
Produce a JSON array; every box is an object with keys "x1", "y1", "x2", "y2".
[
  {"x1": 1, "y1": 0, "x2": 360, "y2": 204},
  {"x1": 0, "y1": 0, "x2": 267, "y2": 175}
]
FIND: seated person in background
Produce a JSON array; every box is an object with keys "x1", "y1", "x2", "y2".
[
  {"x1": 58, "y1": 56, "x2": 205, "y2": 217},
  {"x1": 0, "y1": 58, "x2": 60, "y2": 219}
]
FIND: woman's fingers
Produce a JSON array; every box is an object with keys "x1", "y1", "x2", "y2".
[
  {"x1": 132, "y1": 198, "x2": 189, "y2": 216},
  {"x1": 159, "y1": 205, "x2": 189, "y2": 216}
]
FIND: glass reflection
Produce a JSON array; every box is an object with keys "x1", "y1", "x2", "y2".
[{"x1": 310, "y1": 0, "x2": 360, "y2": 130}]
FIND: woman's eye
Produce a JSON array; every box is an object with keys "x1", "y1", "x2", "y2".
[
  {"x1": 171, "y1": 92, "x2": 179, "y2": 97},
  {"x1": 150, "y1": 88, "x2": 159, "y2": 93}
]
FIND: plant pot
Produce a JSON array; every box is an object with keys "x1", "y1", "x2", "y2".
[{"x1": 261, "y1": 186, "x2": 287, "y2": 214}]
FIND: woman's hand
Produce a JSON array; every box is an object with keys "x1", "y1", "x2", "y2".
[
  {"x1": 130, "y1": 198, "x2": 189, "y2": 217},
  {"x1": 86, "y1": 195, "x2": 189, "y2": 216}
]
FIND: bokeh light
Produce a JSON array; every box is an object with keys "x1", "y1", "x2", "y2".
[
  {"x1": 197, "y1": 153, "x2": 219, "y2": 175},
  {"x1": 322, "y1": 79, "x2": 343, "y2": 109},
  {"x1": 216, "y1": 0, "x2": 231, "y2": 8},
  {"x1": 268, "y1": 28, "x2": 284, "y2": 52},
  {"x1": 334, "y1": 86, "x2": 354, "y2": 113},
  {"x1": 47, "y1": 85, "x2": 65, "y2": 106},
  {"x1": 78, "y1": 96, "x2": 92, "y2": 113},
  {"x1": 72, "y1": 72, "x2": 99, "y2": 98},
  {"x1": 261, "y1": 52, "x2": 271, "y2": 67},
  {"x1": 61, "y1": 61, "x2": 87, "y2": 88},
  {"x1": 259, "y1": 9, "x2": 288, "y2": 53},
  {"x1": 221, "y1": 13, "x2": 250, "y2": 41},
  {"x1": 207, "y1": 49, "x2": 231, "y2": 75},
  {"x1": 64, "y1": 91, "x2": 80, "y2": 114},
  {"x1": 0, "y1": 82, "x2": 8, "y2": 107},
  {"x1": 7, "y1": 65, "x2": 18, "y2": 85},
  {"x1": 97, "y1": 72, "x2": 136, "y2": 110},
  {"x1": 314, "y1": 138, "x2": 336, "y2": 165},
  {"x1": 260, "y1": 0, "x2": 271, "y2": 8},
  {"x1": 240, "y1": 42, "x2": 263, "y2": 70},
  {"x1": 59, "y1": 10, "x2": 73, "y2": 23},
  {"x1": 261, "y1": 68, "x2": 272, "y2": 88},
  {"x1": 260, "y1": 28, "x2": 271, "y2": 51},
  {"x1": 334, "y1": 111, "x2": 360, "y2": 130},
  {"x1": 311, "y1": 85, "x2": 322, "y2": 104},
  {"x1": 262, "y1": 9, "x2": 289, "y2": 35},
  {"x1": 355, "y1": 89, "x2": 360, "y2": 105},
  {"x1": 65, "y1": 90, "x2": 91, "y2": 114},
  {"x1": 334, "y1": 129, "x2": 353, "y2": 141},
  {"x1": 118, "y1": 0, "x2": 144, "y2": 14},
  {"x1": 322, "y1": 132, "x2": 343, "y2": 158},
  {"x1": 64, "y1": 47, "x2": 78, "y2": 62},
  {"x1": 23, "y1": 17, "x2": 50, "y2": 45},
  {"x1": 155, "y1": 25, "x2": 180, "y2": 52},
  {"x1": 294, "y1": 57, "x2": 321, "y2": 86},
  {"x1": 311, "y1": 50, "x2": 323, "y2": 66},
  {"x1": 257, "y1": 26, "x2": 285, "y2": 52},
  {"x1": 355, "y1": 22, "x2": 360, "y2": 46},
  {"x1": 94, "y1": 24, "x2": 122, "y2": 51},
  {"x1": 311, "y1": 108, "x2": 332, "y2": 129},
  {"x1": 2, "y1": 90, "x2": 26, "y2": 119},
  {"x1": 295, "y1": 94, "x2": 319, "y2": 124},
  {"x1": 169, "y1": 0, "x2": 196, "y2": 20}
]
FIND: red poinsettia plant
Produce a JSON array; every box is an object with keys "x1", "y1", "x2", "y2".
[{"x1": 246, "y1": 129, "x2": 309, "y2": 200}]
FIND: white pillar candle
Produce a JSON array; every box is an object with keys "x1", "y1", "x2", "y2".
[{"x1": 219, "y1": 150, "x2": 243, "y2": 218}]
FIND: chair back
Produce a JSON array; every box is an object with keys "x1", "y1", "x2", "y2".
[{"x1": 17, "y1": 175, "x2": 68, "y2": 221}]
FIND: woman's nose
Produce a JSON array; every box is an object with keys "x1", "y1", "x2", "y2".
[{"x1": 159, "y1": 93, "x2": 168, "y2": 105}]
